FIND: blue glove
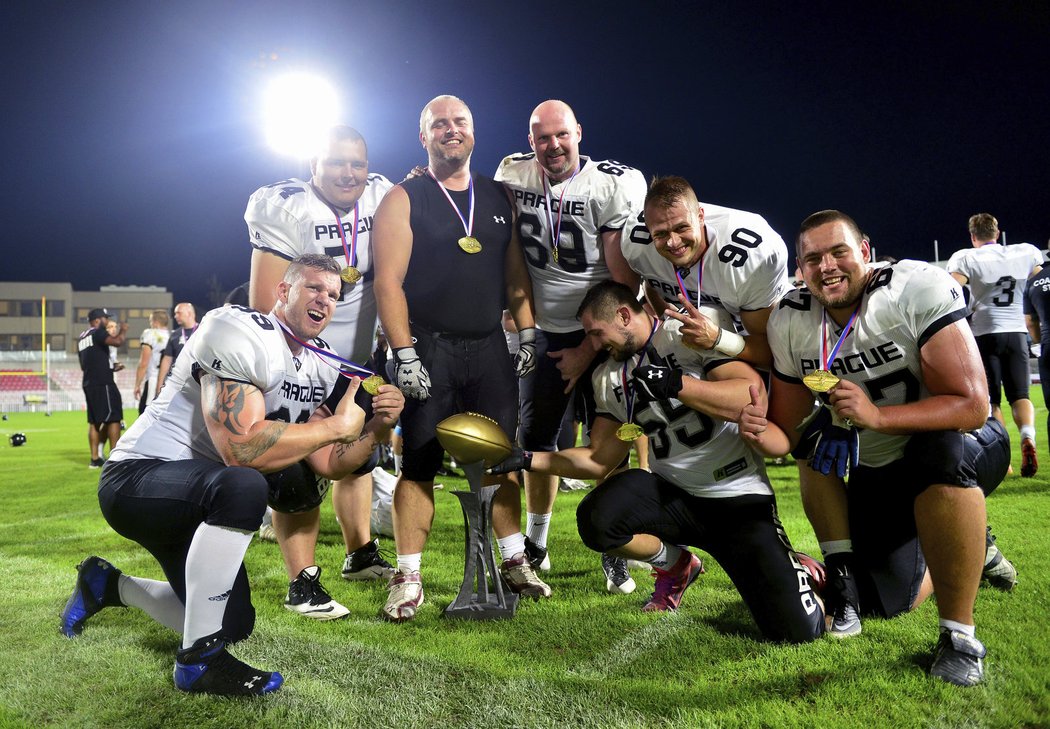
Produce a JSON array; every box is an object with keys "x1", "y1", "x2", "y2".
[
  {"x1": 810, "y1": 412, "x2": 860, "y2": 479},
  {"x1": 790, "y1": 402, "x2": 828, "y2": 461}
]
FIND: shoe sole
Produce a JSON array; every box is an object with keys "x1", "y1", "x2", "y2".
[
  {"x1": 827, "y1": 620, "x2": 862, "y2": 639},
  {"x1": 283, "y1": 603, "x2": 349, "y2": 620},
  {"x1": 606, "y1": 576, "x2": 637, "y2": 595},
  {"x1": 342, "y1": 566, "x2": 396, "y2": 581}
]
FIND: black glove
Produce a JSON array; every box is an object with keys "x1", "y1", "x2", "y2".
[
  {"x1": 514, "y1": 327, "x2": 537, "y2": 378},
  {"x1": 631, "y1": 363, "x2": 684, "y2": 403},
  {"x1": 392, "y1": 346, "x2": 431, "y2": 401},
  {"x1": 486, "y1": 446, "x2": 533, "y2": 475}
]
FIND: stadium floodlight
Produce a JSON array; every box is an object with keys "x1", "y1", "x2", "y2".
[{"x1": 262, "y1": 73, "x2": 339, "y2": 160}]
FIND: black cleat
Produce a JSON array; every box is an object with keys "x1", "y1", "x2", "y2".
[{"x1": 174, "y1": 636, "x2": 283, "y2": 696}]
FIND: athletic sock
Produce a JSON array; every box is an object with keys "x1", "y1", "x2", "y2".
[
  {"x1": 181, "y1": 523, "x2": 253, "y2": 649},
  {"x1": 497, "y1": 532, "x2": 527, "y2": 562},
  {"x1": 820, "y1": 540, "x2": 853, "y2": 559},
  {"x1": 939, "y1": 619, "x2": 976, "y2": 637},
  {"x1": 526, "y1": 512, "x2": 552, "y2": 549},
  {"x1": 118, "y1": 574, "x2": 184, "y2": 632},
  {"x1": 396, "y1": 553, "x2": 422, "y2": 574},
  {"x1": 1020, "y1": 426, "x2": 1036, "y2": 443},
  {"x1": 646, "y1": 542, "x2": 683, "y2": 570}
]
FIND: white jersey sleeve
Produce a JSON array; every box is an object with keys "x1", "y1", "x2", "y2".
[
  {"x1": 592, "y1": 318, "x2": 770, "y2": 498},
  {"x1": 496, "y1": 155, "x2": 646, "y2": 332}
]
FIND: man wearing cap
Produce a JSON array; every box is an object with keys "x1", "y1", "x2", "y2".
[{"x1": 78, "y1": 308, "x2": 128, "y2": 468}]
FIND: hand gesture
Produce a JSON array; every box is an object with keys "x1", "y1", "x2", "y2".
[
  {"x1": 739, "y1": 384, "x2": 769, "y2": 444},
  {"x1": 485, "y1": 446, "x2": 532, "y2": 475},
  {"x1": 370, "y1": 383, "x2": 405, "y2": 429},
  {"x1": 664, "y1": 295, "x2": 720, "y2": 351},
  {"x1": 332, "y1": 377, "x2": 367, "y2": 443}
]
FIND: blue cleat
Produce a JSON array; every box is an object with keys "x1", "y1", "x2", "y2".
[
  {"x1": 59, "y1": 556, "x2": 121, "y2": 638},
  {"x1": 174, "y1": 637, "x2": 283, "y2": 696}
]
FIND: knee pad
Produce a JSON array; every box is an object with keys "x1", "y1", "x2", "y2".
[
  {"x1": 210, "y1": 467, "x2": 269, "y2": 530},
  {"x1": 266, "y1": 460, "x2": 331, "y2": 514}
]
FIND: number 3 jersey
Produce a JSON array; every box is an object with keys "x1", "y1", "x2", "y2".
[
  {"x1": 620, "y1": 202, "x2": 792, "y2": 327},
  {"x1": 945, "y1": 242, "x2": 1043, "y2": 336},
  {"x1": 495, "y1": 155, "x2": 646, "y2": 333},
  {"x1": 244, "y1": 174, "x2": 393, "y2": 363},
  {"x1": 110, "y1": 306, "x2": 341, "y2": 464},
  {"x1": 768, "y1": 260, "x2": 968, "y2": 467},
  {"x1": 592, "y1": 316, "x2": 771, "y2": 498}
]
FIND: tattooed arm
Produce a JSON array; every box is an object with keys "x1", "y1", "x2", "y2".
[
  {"x1": 306, "y1": 383, "x2": 404, "y2": 480},
  {"x1": 200, "y1": 374, "x2": 367, "y2": 472}
]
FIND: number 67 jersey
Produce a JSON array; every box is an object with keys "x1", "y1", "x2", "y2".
[
  {"x1": 495, "y1": 155, "x2": 646, "y2": 333},
  {"x1": 768, "y1": 260, "x2": 969, "y2": 467}
]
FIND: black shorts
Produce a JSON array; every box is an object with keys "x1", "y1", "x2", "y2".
[
  {"x1": 975, "y1": 331, "x2": 1030, "y2": 405},
  {"x1": 518, "y1": 329, "x2": 600, "y2": 451},
  {"x1": 84, "y1": 384, "x2": 123, "y2": 425},
  {"x1": 398, "y1": 326, "x2": 518, "y2": 481},
  {"x1": 576, "y1": 469, "x2": 824, "y2": 644},
  {"x1": 97, "y1": 458, "x2": 269, "y2": 643},
  {"x1": 846, "y1": 418, "x2": 1008, "y2": 618}
]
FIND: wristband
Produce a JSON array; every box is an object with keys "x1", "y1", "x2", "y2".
[
  {"x1": 713, "y1": 328, "x2": 745, "y2": 357},
  {"x1": 393, "y1": 346, "x2": 419, "y2": 361}
]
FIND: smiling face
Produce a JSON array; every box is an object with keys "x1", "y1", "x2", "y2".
[
  {"x1": 645, "y1": 196, "x2": 707, "y2": 269},
  {"x1": 798, "y1": 219, "x2": 871, "y2": 313},
  {"x1": 529, "y1": 101, "x2": 582, "y2": 181},
  {"x1": 311, "y1": 136, "x2": 369, "y2": 210},
  {"x1": 277, "y1": 265, "x2": 341, "y2": 341},
  {"x1": 580, "y1": 307, "x2": 642, "y2": 362},
  {"x1": 420, "y1": 96, "x2": 475, "y2": 169}
]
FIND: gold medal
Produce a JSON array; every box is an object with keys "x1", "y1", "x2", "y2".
[
  {"x1": 802, "y1": 369, "x2": 839, "y2": 393},
  {"x1": 616, "y1": 422, "x2": 645, "y2": 441},
  {"x1": 340, "y1": 266, "x2": 362, "y2": 284},
  {"x1": 458, "y1": 236, "x2": 482, "y2": 254},
  {"x1": 361, "y1": 375, "x2": 385, "y2": 395}
]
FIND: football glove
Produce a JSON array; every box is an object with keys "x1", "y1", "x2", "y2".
[
  {"x1": 791, "y1": 402, "x2": 828, "y2": 461},
  {"x1": 486, "y1": 446, "x2": 533, "y2": 475},
  {"x1": 810, "y1": 412, "x2": 860, "y2": 479},
  {"x1": 514, "y1": 327, "x2": 537, "y2": 378},
  {"x1": 391, "y1": 346, "x2": 432, "y2": 401},
  {"x1": 631, "y1": 363, "x2": 684, "y2": 403}
]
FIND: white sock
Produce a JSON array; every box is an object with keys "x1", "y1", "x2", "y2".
[
  {"x1": 393, "y1": 454, "x2": 403, "y2": 474},
  {"x1": 118, "y1": 574, "x2": 184, "y2": 633},
  {"x1": 820, "y1": 540, "x2": 853, "y2": 558},
  {"x1": 646, "y1": 542, "x2": 683, "y2": 570},
  {"x1": 181, "y1": 523, "x2": 253, "y2": 649},
  {"x1": 396, "y1": 553, "x2": 422, "y2": 574},
  {"x1": 939, "y1": 619, "x2": 975, "y2": 637},
  {"x1": 497, "y1": 532, "x2": 527, "y2": 561},
  {"x1": 1020, "y1": 426, "x2": 1036, "y2": 443},
  {"x1": 525, "y1": 512, "x2": 552, "y2": 548}
]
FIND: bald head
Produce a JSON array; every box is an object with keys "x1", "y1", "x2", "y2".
[
  {"x1": 528, "y1": 99, "x2": 582, "y2": 181},
  {"x1": 419, "y1": 95, "x2": 475, "y2": 172}
]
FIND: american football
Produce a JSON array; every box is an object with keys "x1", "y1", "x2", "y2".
[{"x1": 435, "y1": 412, "x2": 513, "y2": 465}]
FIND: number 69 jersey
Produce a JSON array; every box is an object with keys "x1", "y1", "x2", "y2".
[
  {"x1": 244, "y1": 175, "x2": 393, "y2": 363},
  {"x1": 495, "y1": 155, "x2": 646, "y2": 333},
  {"x1": 768, "y1": 260, "x2": 969, "y2": 467},
  {"x1": 109, "y1": 306, "x2": 341, "y2": 465},
  {"x1": 592, "y1": 317, "x2": 771, "y2": 498},
  {"x1": 620, "y1": 202, "x2": 792, "y2": 327}
]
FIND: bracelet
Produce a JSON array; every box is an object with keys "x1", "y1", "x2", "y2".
[{"x1": 713, "y1": 328, "x2": 745, "y2": 357}]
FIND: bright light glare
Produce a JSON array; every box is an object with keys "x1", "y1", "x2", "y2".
[{"x1": 263, "y1": 73, "x2": 339, "y2": 159}]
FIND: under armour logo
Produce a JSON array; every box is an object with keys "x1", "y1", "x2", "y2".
[
  {"x1": 493, "y1": 215, "x2": 506, "y2": 224},
  {"x1": 646, "y1": 370, "x2": 664, "y2": 380},
  {"x1": 244, "y1": 675, "x2": 261, "y2": 689},
  {"x1": 211, "y1": 358, "x2": 222, "y2": 370}
]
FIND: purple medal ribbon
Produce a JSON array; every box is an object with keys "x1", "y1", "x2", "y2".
[
  {"x1": 541, "y1": 165, "x2": 579, "y2": 263},
  {"x1": 274, "y1": 317, "x2": 375, "y2": 380},
  {"x1": 427, "y1": 168, "x2": 475, "y2": 238},
  {"x1": 621, "y1": 317, "x2": 661, "y2": 423}
]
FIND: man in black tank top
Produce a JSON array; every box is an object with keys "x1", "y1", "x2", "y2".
[
  {"x1": 373, "y1": 94, "x2": 550, "y2": 621},
  {"x1": 78, "y1": 308, "x2": 128, "y2": 467}
]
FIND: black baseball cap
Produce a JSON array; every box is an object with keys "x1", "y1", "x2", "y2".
[{"x1": 87, "y1": 308, "x2": 112, "y2": 321}]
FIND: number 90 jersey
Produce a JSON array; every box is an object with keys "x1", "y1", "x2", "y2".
[
  {"x1": 620, "y1": 202, "x2": 792, "y2": 327},
  {"x1": 244, "y1": 175, "x2": 393, "y2": 363},
  {"x1": 495, "y1": 155, "x2": 646, "y2": 332},
  {"x1": 592, "y1": 317, "x2": 771, "y2": 498},
  {"x1": 768, "y1": 261, "x2": 968, "y2": 467},
  {"x1": 109, "y1": 306, "x2": 341, "y2": 465}
]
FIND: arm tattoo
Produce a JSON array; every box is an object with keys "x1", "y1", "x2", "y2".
[
  {"x1": 208, "y1": 381, "x2": 252, "y2": 435},
  {"x1": 230, "y1": 421, "x2": 288, "y2": 466}
]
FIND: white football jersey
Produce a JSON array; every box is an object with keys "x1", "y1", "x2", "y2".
[
  {"x1": 140, "y1": 327, "x2": 170, "y2": 381},
  {"x1": 945, "y1": 242, "x2": 1043, "y2": 336},
  {"x1": 245, "y1": 174, "x2": 394, "y2": 363},
  {"x1": 621, "y1": 203, "x2": 792, "y2": 330},
  {"x1": 495, "y1": 155, "x2": 646, "y2": 332},
  {"x1": 111, "y1": 306, "x2": 341, "y2": 464},
  {"x1": 592, "y1": 316, "x2": 771, "y2": 498},
  {"x1": 768, "y1": 260, "x2": 968, "y2": 467}
]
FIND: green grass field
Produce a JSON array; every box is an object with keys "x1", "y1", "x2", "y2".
[{"x1": 1, "y1": 403, "x2": 1048, "y2": 728}]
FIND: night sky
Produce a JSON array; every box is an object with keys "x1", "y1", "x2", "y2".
[{"x1": 3, "y1": 1, "x2": 1048, "y2": 310}]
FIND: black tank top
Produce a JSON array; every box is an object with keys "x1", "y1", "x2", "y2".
[
  {"x1": 78, "y1": 327, "x2": 114, "y2": 387},
  {"x1": 403, "y1": 172, "x2": 513, "y2": 337}
]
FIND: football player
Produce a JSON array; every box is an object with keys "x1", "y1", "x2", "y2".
[
  {"x1": 59, "y1": 255, "x2": 404, "y2": 695},
  {"x1": 372, "y1": 95, "x2": 546, "y2": 621},
  {"x1": 494, "y1": 99, "x2": 647, "y2": 592},
  {"x1": 741, "y1": 210, "x2": 1006, "y2": 686},
  {"x1": 246, "y1": 125, "x2": 399, "y2": 607},
  {"x1": 490, "y1": 280, "x2": 825, "y2": 643},
  {"x1": 78, "y1": 307, "x2": 128, "y2": 468},
  {"x1": 947, "y1": 213, "x2": 1043, "y2": 476},
  {"x1": 132, "y1": 309, "x2": 170, "y2": 413}
]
